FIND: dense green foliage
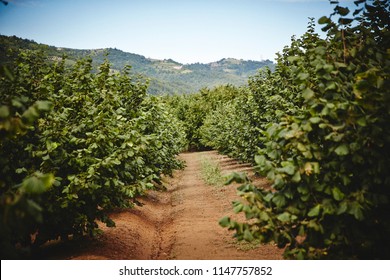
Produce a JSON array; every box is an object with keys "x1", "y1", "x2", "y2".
[
  {"x1": 0, "y1": 51, "x2": 185, "y2": 258},
  {"x1": 211, "y1": 0, "x2": 390, "y2": 259},
  {"x1": 0, "y1": 80, "x2": 54, "y2": 258},
  {"x1": 166, "y1": 0, "x2": 390, "y2": 259},
  {"x1": 0, "y1": 35, "x2": 273, "y2": 95},
  {"x1": 1, "y1": 0, "x2": 388, "y2": 261},
  {"x1": 199, "y1": 85, "x2": 263, "y2": 163},
  {"x1": 163, "y1": 85, "x2": 242, "y2": 150}
]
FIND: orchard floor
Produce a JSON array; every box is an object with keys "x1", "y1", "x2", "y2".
[{"x1": 38, "y1": 151, "x2": 283, "y2": 260}]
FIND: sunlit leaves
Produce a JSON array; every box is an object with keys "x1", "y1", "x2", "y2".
[
  {"x1": 21, "y1": 172, "x2": 54, "y2": 194},
  {"x1": 302, "y1": 88, "x2": 315, "y2": 100},
  {"x1": 0, "y1": 50, "x2": 186, "y2": 258},
  {"x1": 217, "y1": 0, "x2": 390, "y2": 259},
  {"x1": 334, "y1": 144, "x2": 349, "y2": 156},
  {"x1": 308, "y1": 204, "x2": 321, "y2": 217}
]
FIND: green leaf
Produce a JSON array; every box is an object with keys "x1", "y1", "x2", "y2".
[
  {"x1": 337, "y1": 201, "x2": 348, "y2": 215},
  {"x1": 354, "y1": 0, "x2": 365, "y2": 5},
  {"x1": 297, "y1": 73, "x2": 310, "y2": 81},
  {"x1": 274, "y1": 175, "x2": 284, "y2": 188},
  {"x1": 233, "y1": 203, "x2": 244, "y2": 213},
  {"x1": 302, "y1": 88, "x2": 314, "y2": 100},
  {"x1": 15, "y1": 167, "x2": 27, "y2": 174},
  {"x1": 112, "y1": 158, "x2": 121, "y2": 165},
  {"x1": 21, "y1": 173, "x2": 54, "y2": 194},
  {"x1": 314, "y1": 46, "x2": 327, "y2": 55},
  {"x1": 356, "y1": 117, "x2": 367, "y2": 127},
  {"x1": 308, "y1": 219, "x2": 321, "y2": 231},
  {"x1": 318, "y1": 16, "x2": 330, "y2": 25},
  {"x1": 0, "y1": 105, "x2": 10, "y2": 118},
  {"x1": 339, "y1": 18, "x2": 354, "y2": 25},
  {"x1": 224, "y1": 174, "x2": 236, "y2": 185},
  {"x1": 254, "y1": 155, "x2": 266, "y2": 167},
  {"x1": 277, "y1": 212, "x2": 291, "y2": 222},
  {"x1": 105, "y1": 218, "x2": 116, "y2": 227},
  {"x1": 243, "y1": 229, "x2": 254, "y2": 242},
  {"x1": 335, "y1": 62, "x2": 347, "y2": 68},
  {"x1": 292, "y1": 171, "x2": 301, "y2": 183},
  {"x1": 350, "y1": 202, "x2": 364, "y2": 220},
  {"x1": 298, "y1": 185, "x2": 309, "y2": 195},
  {"x1": 297, "y1": 142, "x2": 307, "y2": 152},
  {"x1": 272, "y1": 194, "x2": 287, "y2": 208},
  {"x1": 309, "y1": 117, "x2": 322, "y2": 124},
  {"x1": 264, "y1": 193, "x2": 273, "y2": 202},
  {"x1": 336, "y1": 6, "x2": 350, "y2": 16},
  {"x1": 332, "y1": 187, "x2": 345, "y2": 201},
  {"x1": 325, "y1": 81, "x2": 337, "y2": 90},
  {"x1": 301, "y1": 121, "x2": 312, "y2": 132},
  {"x1": 278, "y1": 162, "x2": 295, "y2": 175},
  {"x1": 287, "y1": 56, "x2": 300, "y2": 63},
  {"x1": 297, "y1": 250, "x2": 305, "y2": 260},
  {"x1": 35, "y1": 100, "x2": 53, "y2": 111},
  {"x1": 308, "y1": 204, "x2": 321, "y2": 217},
  {"x1": 219, "y1": 216, "x2": 231, "y2": 227},
  {"x1": 40, "y1": 173, "x2": 55, "y2": 187},
  {"x1": 259, "y1": 211, "x2": 270, "y2": 221},
  {"x1": 298, "y1": 225, "x2": 306, "y2": 236},
  {"x1": 22, "y1": 106, "x2": 39, "y2": 124},
  {"x1": 334, "y1": 144, "x2": 349, "y2": 156}
]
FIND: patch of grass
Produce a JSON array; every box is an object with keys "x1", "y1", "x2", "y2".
[
  {"x1": 233, "y1": 239, "x2": 261, "y2": 251},
  {"x1": 200, "y1": 157, "x2": 225, "y2": 187}
]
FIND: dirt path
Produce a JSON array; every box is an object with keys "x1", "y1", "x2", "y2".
[{"x1": 39, "y1": 151, "x2": 282, "y2": 260}]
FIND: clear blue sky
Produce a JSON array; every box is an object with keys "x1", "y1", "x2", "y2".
[{"x1": 0, "y1": 0, "x2": 356, "y2": 64}]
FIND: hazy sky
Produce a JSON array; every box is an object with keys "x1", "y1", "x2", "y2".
[{"x1": 0, "y1": 0, "x2": 356, "y2": 64}]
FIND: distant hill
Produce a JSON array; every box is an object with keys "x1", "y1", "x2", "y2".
[{"x1": 0, "y1": 35, "x2": 274, "y2": 94}]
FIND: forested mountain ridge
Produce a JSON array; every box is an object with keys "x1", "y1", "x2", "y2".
[{"x1": 0, "y1": 35, "x2": 274, "y2": 94}]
